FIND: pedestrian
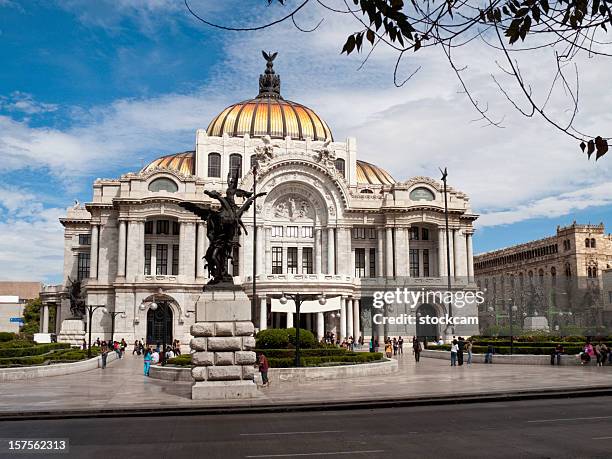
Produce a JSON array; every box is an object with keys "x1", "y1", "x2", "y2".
[
  {"x1": 166, "y1": 345, "x2": 175, "y2": 360},
  {"x1": 114, "y1": 341, "x2": 121, "y2": 359},
  {"x1": 151, "y1": 349, "x2": 160, "y2": 365},
  {"x1": 143, "y1": 348, "x2": 151, "y2": 376},
  {"x1": 95, "y1": 337, "x2": 101, "y2": 347},
  {"x1": 398, "y1": 336, "x2": 403, "y2": 354},
  {"x1": 120, "y1": 338, "x2": 127, "y2": 356},
  {"x1": 392, "y1": 337, "x2": 398, "y2": 356},
  {"x1": 385, "y1": 339, "x2": 393, "y2": 358},
  {"x1": 485, "y1": 343, "x2": 495, "y2": 364},
  {"x1": 596, "y1": 342, "x2": 607, "y2": 367},
  {"x1": 457, "y1": 337, "x2": 465, "y2": 365},
  {"x1": 450, "y1": 339, "x2": 458, "y2": 366},
  {"x1": 550, "y1": 343, "x2": 564, "y2": 365},
  {"x1": 82, "y1": 339, "x2": 87, "y2": 351},
  {"x1": 413, "y1": 336, "x2": 421, "y2": 363},
  {"x1": 465, "y1": 339, "x2": 473, "y2": 365},
  {"x1": 257, "y1": 353, "x2": 270, "y2": 387},
  {"x1": 100, "y1": 341, "x2": 108, "y2": 369},
  {"x1": 132, "y1": 340, "x2": 139, "y2": 355},
  {"x1": 374, "y1": 338, "x2": 379, "y2": 353}
]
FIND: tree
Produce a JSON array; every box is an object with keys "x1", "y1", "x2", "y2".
[{"x1": 185, "y1": 0, "x2": 611, "y2": 160}]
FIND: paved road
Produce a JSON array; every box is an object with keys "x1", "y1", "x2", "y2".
[
  {"x1": 1, "y1": 397, "x2": 611, "y2": 459},
  {"x1": 2, "y1": 352, "x2": 611, "y2": 414}
]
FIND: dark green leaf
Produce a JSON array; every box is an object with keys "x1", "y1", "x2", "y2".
[
  {"x1": 592, "y1": 0, "x2": 600, "y2": 15},
  {"x1": 587, "y1": 139, "x2": 595, "y2": 158},
  {"x1": 532, "y1": 5, "x2": 541, "y2": 22},
  {"x1": 539, "y1": 0, "x2": 549, "y2": 13},
  {"x1": 519, "y1": 15, "x2": 531, "y2": 39},
  {"x1": 366, "y1": 28, "x2": 375, "y2": 44},
  {"x1": 414, "y1": 36, "x2": 421, "y2": 51},
  {"x1": 579, "y1": 141, "x2": 586, "y2": 152}
]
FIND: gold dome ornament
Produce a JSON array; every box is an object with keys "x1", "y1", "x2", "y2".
[{"x1": 207, "y1": 51, "x2": 333, "y2": 142}]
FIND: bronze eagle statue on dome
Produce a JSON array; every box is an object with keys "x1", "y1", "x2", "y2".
[{"x1": 179, "y1": 168, "x2": 266, "y2": 286}]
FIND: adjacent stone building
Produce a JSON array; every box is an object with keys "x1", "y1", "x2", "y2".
[
  {"x1": 0, "y1": 281, "x2": 41, "y2": 333},
  {"x1": 41, "y1": 55, "x2": 479, "y2": 345},
  {"x1": 474, "y1": 222, "x2": 612, "y2": 333}
]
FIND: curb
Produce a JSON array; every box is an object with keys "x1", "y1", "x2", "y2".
[{"x1": 2, "y1": 386, "x2": 612, "y2": 421}]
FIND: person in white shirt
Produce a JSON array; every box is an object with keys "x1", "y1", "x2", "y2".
[
  {"x1": 151, "y1": 350, "x2": 160, "y2": 365},
  {"x1": 450, "y1": 339, "x2": 458, "y2": 366}
]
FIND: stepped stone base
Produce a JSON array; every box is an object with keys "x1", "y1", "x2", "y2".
[
  {"x1": 191, "y1": 286, "x2": 262, "y2": 400},
  {"x1": 523, "y1": 316, "x2": 549, "y2": 331},
  {"x1": 58, "y1": 318, "x2": 86, "y2": 346}
]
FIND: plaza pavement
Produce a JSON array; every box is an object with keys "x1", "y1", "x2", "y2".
[{"x1": 2, "y1": 351, "x2": 611, "y2": 418}]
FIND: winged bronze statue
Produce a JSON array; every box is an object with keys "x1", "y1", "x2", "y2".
[{"x1": 180, "y1": 168, "x2": 266, "y2": 285}]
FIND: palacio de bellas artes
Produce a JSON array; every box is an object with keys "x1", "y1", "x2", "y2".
[{"x1": 40, "y1": 55, "x2": 480, "y2": 348}]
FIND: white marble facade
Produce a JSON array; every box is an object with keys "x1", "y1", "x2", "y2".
[{"x1": 41, "y1": 62, "x2": 480, "y2": 344}]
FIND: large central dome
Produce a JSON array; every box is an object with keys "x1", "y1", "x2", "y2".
[{"x1": 206, "y1": 52, "x2": 333, "y2": 142}]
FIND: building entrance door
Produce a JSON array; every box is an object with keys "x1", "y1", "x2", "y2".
[
  {"x1": 146, "y1": 302, "x2": 173, "y2": 346},
  {"x1": 416, "y1": 304, "x2": 438, "y2": 341}
]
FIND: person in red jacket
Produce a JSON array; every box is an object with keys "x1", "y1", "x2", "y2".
[{"x1": 257, "y1": 353, "x2": 270, "y2": 387}]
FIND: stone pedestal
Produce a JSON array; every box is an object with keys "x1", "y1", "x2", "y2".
[
  {"x1": 523, "y1": 316, "x2": 549, "y2": 332},
  {"x1": 191, "y1": 286, "x2": 261, "y2": 400},
  {"x1": 58, "y1": 318, "x2": 86, "y2": 345}
]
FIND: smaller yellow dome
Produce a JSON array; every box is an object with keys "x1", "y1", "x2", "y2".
[
  {"x1": 356, "y1": 160, "x2": 395, "y2": 185},
  {"x1": 141, "y1": 151, "x2": 194, "y2": 176}
]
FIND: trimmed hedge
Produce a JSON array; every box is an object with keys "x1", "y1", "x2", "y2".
[
  {"x1": 254, "y1": 348, "x2": 348, "y2": 358},
  {"x1": 0, "y1": 342, "x2": 70, "y2": 358},
  {"x1": 0, "y1": 332, "x2": 16, "y2": 342},
  {"x1": 267, "y1": 352, "x2": 383, "y2": 368},
  {"x1": 0, "y1": 347, "x2": 98, "y2": 367},
  {"x1": 255, "y1": 328, "x2": 317, "y2": 349},
  {"x1": 0, "y1": 340, "x2": 36, "y2": 349},
  {"x1": 427, "y1": 344, "x2": 587, "y2": 355},
  {"x1": 167, "y1": 354, "x2": 192, "y2": 366}
]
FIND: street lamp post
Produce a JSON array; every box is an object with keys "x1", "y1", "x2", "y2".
[
  {"x1": 439, "y1": 167, "x2": 453, "y2": 337},
  {"x1": 104, "y1": 310, "x2": 125, "y2": 345},
  {"x1": 252, "y1": 159, "x2": 259, "y2": 327},
  {"x1": 279, "y1": 293, "x2": 327, "y2": 367},
  {"x1": 509, "y1": 303, "x2": 517, "y2": 355},
  {"x1": 85, "y1": 304, "x2": 106, "y2": 358}
]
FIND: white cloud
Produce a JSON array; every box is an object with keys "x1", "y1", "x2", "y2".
[{"x1": 0, "y1": 92, "x2": 58, "y2": 115}]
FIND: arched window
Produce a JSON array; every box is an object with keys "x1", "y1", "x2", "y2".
[
  {"x1": 250, "y1": 154, "x2": 257, "y2": 169},
  {"x1": 564, "y1": 263, "x2": 572, "y2": 277},
  {"x1": 229, "y1": 153, "x2": 243, "y2": 177},
  {"x1": 538, "y1": 268, "x2": 544, "y2": 284},
  {"x1": 409, "y1": 187, "x2": 435, "y2": 201},
  {"x1": 360, "y1": 189, "x2": 374, "y2": 194},
  {"x1": 334, "y1": 158, "x2": 345, "y2": 178},
  {"x1": 591, "y1": 238, "x2": 596, "y2": 248},
  {"x1": 585, "y1": 238, "x2": 590, "y2": 248},
  {"x1": 551, "y1": 267, "x2": 557, "y2": 285},
  {"x1": 148, "y1": 177, "x2": 178, "y2": 193},
  {"x1": 208, "y1": 153, "x2": 221, "y2": 177}
]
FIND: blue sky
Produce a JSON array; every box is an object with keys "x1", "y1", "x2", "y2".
[{"x1": 1, "y1": 0, "x2": 611, "y2": 283}]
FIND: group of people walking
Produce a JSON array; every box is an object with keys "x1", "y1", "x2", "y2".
[{"x1": 579, "y1": 341, "x2": 611, "y2": 366}]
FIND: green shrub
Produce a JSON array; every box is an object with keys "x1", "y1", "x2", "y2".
[
  {"x1": 0, "y1": 332, "x2": 15, "y2": 342},
  {"x1": 266, "y1": 352, "x2": 383, "y2": 368},
  {"x1": 287, "y1": 328, "x2": 317, "y2": 349},
  {"x1": 167, "y1": 354, "x2": 192, "y2": 366},
  {"x1": 0, "y1": 340, "x2": 35, "y2": 349},
  {"x1": 0, "y1": 342, "x2": 70, "y2": 358},
  {"x1": 255, "y1": 348, "x2": 348, "y2": 358},
  {"x1": 256, "y1": 329, "x2": 290, "y2": 349}
]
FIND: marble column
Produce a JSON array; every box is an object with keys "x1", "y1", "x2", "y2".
[
  {"x1": 340, "y1": 297, "x2": 347, "y2": 339},
  {"x1": 264, "y1": 227, "x2": 272, "y2": 274},
  {"x1": 353, "y1": 298, "x2": 361, "y2": 340},
  {"x1": 257, "y1": 225, "x2": 265, "y2": 275},
  {"x1": 117, "y1": 220, "x2": 126, "y2": 277},
  {"x1": 394, "y1": 227, "x2": 409, "y2": 277},
  {"x1": 467, "y1": 232, "x2": 474, "y2": 282},
  {"x1": 385, "y1": 227, "x2": 394, "y2": 277},
  {"x1": 317, "y1": 312, "x2": 324, "y2": 340},
  {"x1": 126, "y1": 221, "x2": 140, "y2": 280},
  {"x1": 179, "y1": 222, "x2": 196, "y2": 279},
  {"x1": 259, "y1": 296, "x2": 267, "y2": 330},
  {"x1": 438, "y1": 227, "x2": 446, "y2": 277},
  {"x1": 327, "y1": 227, "x2": 335, "y2": 274},
  {"x1": 286, "y1": 311, "x2": 294, "y2": 328},
  {"x1": 346, "y1": 297, "x2": 354, "y2": 337},
  {"x1": 377, "y1": 228, "x2": 384, "y2": 277},
  {"x1": 41, "y1": 304, "x2": 49, "y2": 333},
  {"x1": 453, "y1": 229, "x2": 460, "y2": 279},
  {"x1": 314, "y1": 228, "x2": 322, "y2": 274},
  {"x1": 90, "y1": 224, "x2": 99, "y2": 279},
  {"x1": 196, "y1": 222, "x2": 205, "y2": 279}
]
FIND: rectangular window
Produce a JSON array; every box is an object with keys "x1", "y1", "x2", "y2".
[
  {"x1": 145, "y1": 221, "x2": 153, "y2": 234},
  {"x1": 355, "y1": 248, "x2": 366, "y2": 277},
  {"x1": 352, "y1": 227, "x2": 366, "y2": 239},
  {"x1": 272, "y1": 226, "x2": 283, "y2": 237},
  {"x1": 77, "y1": 252, "x2": 90, "y2": 281},
  {"x1": 409, "y1": 227, "x2": 419, "y2": 240},
  {"x1": 302, "y1": 248, "x2": 313, "y2": 274},
  {"x1": 172, "y1": 244, "x2": 179, "y2": 275},
  {"x1": 423, "y1": 249, "x2": 430, "y2": 277},
  {"x1": 156, "y1": 244, "x2": 168, "y2": 275},
  {"x1": 422, "y1": 228, "x2": 429, "y2": 241},
  {"x1": 156, "y1": 220, "x2": 169, "y2": 235},
  {"x1": 272, "y1": 247, "x2": 283, "y2": 274},
  {"x1": 144, "y1": 244, "x2": 152, "y2": 275},
  {"x1": 369, "y1": 248, "x2": 376, "y2": 277},
  {"x1": 301, "y1": 226, "x2": 313, "y2": 238},
  {"x1": 78, "y1": 234, "x2": 91, "y2": 245},
  {"x1": 286, "y1": 226, "x2": 298, "y2": 238},
  {"x1": 409, "y1": 249, "x2": 419, "y2": 277},
  {"x1": 232, "y1": 246, "x2": 239, "y2": 276},
  {"x1": 172, "y1": 221, "x2": 180, "y2": 236},
  {"x1": 287, "y1": 247, "x2": 298, "y2": 274},
  {"x1": 367, "y1": 228, "x2": 376, "y2": 239}
]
